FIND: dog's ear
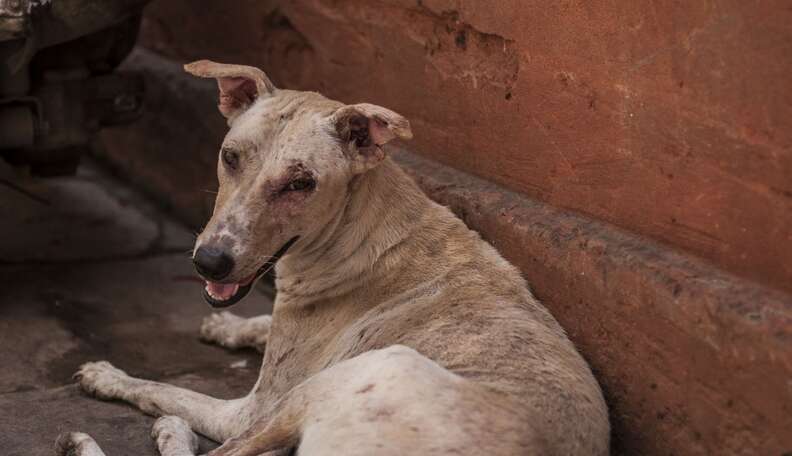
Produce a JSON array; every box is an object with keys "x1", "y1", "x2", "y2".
[
  {"x1": 184, "y1": 60, "x2": 276, "y2": 119},
  {"x1": 333, "y1": 103, "x2": 413, "y2": 173}
]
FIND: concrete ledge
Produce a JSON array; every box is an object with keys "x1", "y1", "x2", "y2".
[
  {"x1": 394, "y1": 151, "x2": 792, "y2": 455},
  {"x1": 97, "y1": 48, "x2": 792, "y2": 455}
]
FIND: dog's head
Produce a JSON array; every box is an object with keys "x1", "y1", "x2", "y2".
[{"x1": 185, "y1": 60, "x2": 412, "y2": 307}]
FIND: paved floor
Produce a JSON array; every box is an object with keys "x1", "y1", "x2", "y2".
[{"x1": 0, "y1": 161, "x2": 268, "y2": 455}]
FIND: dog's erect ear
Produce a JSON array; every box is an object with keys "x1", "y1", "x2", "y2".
[
  {"x1": 333, "y1": 103, "x2": 412, "y2": 173},
  {"x1": 184, "y1": 60, "x2": 276, "y2": 119}
]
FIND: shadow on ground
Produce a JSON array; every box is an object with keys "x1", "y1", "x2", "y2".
[{"x1": 0, "y1": 161, "x2": 268, "y2": 455}]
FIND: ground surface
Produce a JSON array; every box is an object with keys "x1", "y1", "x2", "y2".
[{"x1": 0, "y1": 161, "x2": 268, "y2": 455}]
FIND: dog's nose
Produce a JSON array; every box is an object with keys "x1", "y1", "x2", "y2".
[{"x1": 193, "y1": 246, "x2": 235, "y2": 280}]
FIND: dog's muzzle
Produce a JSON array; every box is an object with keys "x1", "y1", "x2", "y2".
[{"x1": 200, "y1": 236, "x2": 299, "y2": 308}]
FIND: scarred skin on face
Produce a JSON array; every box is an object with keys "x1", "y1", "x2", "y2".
[
  {"x1": 190, "y1": 80, "x2": 414, "y2": 304},
  {"x1": 263, "y1": 163, "x2": 317, "y2": 204}
]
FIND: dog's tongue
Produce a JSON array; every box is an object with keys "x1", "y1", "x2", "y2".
[{"x1": 205, "y1": 282, "x2": 239, "y2": 301}]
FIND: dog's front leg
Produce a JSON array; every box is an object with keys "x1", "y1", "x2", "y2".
[{"x1": 74, "y1": 361, "x2": 252, "y2": 442}]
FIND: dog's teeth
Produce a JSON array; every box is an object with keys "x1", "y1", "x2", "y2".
[
  {"x1": 208, "y1": 290, "x2": 230, "y2": 301},
  {"x1": 204, "y1": 282, "x2": 239, "y2": 301}
]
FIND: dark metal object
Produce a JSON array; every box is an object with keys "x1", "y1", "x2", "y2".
[{"x1": 0, "y1": 0, "x2": 149, "y2": 176}]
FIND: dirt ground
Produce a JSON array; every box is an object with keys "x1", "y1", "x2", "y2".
[{"x1": 0, "y1": 160, "x2": 268, "y2": 455}]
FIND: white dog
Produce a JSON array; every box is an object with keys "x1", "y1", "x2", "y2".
[{"x1": 57, "y1": 60, "x2": 609, "y2": 456}]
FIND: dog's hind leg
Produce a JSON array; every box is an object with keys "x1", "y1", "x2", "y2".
[
  {"x1": 200, "y1": 312, "x2": 271, "y2": 352},
  {"x1": 151, "y1": 416, "x2": 200, "y2": 456},
  {"x1": 206, "y1": 345, "x2": 494, "y2": 456},
  {"x1": 74, "y1": 361, "x2": 252, "y2": 443},
  {"x1": 55, "y1": 433, "x2": 106, "y2": 456},
  {"x1": 53, "y1": 417, "x2": 199, "y2": 456}
]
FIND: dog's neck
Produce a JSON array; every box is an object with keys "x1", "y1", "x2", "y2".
[{"x1": 274, "y1": 157, "x2": 434, "y2": 304}]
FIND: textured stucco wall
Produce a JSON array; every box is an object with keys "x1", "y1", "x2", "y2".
[{"x1": 137, "y1": 0, "x2": 792, "y2": 294}]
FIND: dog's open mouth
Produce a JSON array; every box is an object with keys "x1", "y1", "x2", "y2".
[{"x1": 201, "y1": 236, "x2": 299, "y2": 308}]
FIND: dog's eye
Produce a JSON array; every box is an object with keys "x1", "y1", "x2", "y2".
[
  {"x1": 284, "y1": 177, "x2": 316, "y2": 192},
  {"x1": 222, "y1": 148, "x2": 239, "y2": 170}
]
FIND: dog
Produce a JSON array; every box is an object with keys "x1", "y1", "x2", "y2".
[{"x1": 56, "y1": 60, "x2": 609, "y2": 456}]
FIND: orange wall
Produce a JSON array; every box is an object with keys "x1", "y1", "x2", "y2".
[{"x1": 140, "y1": 0, "x2": 792, "y2": 292}]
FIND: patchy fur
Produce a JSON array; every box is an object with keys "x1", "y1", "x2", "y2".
[{"x1": 59, "y1": 60, "x2": 609, "y2": 456}]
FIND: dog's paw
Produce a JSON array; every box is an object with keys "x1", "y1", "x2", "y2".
[
  {"x1": 73, "y1": 361, "x2": 130, "y2": 400},
  {"x1": 201, "y1": 312, "x2": 271, "y2": 352},
  {"x1": 55, "y1": 432, "x2": 104, "y2": 456},
  {"x1": 151, "y1": 416, "x2": 198, "y2": 453},
  {"x1": 200, "y1": 311, "x2": 245, "y2": 348}
]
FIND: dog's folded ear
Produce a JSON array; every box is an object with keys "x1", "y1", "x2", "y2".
[
  {"x1": 184, "y1": 60, "x2": 276, "y2": 120},
  {"x1": 333, "y1": 103, "x2": 413, "y2": 173}
]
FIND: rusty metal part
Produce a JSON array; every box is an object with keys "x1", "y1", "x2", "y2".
[
  {"x1": 0, "y1": 0, "x2": 150, "y2": 46},
  {"x1": 0, "y1": 0, "x2": 149, "y2": 176},
  {"x1": 0, "y1": 0, "x2": 27, "y2": 42},
  {"x1": 0, "y1": 69, "x2": 143, "y2": 175}
]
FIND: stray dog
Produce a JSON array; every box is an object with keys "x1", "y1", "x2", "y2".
[{"x1": 56, "y1": 60, "x2": 609, "y2": 456}]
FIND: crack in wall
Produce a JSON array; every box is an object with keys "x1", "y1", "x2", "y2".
[
  {"x1": 409, "y1": 5, "x2": 520, "y2": 92},
  {"x1": 295, "y1": 0, "x2": 519, "y2": 94}
]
